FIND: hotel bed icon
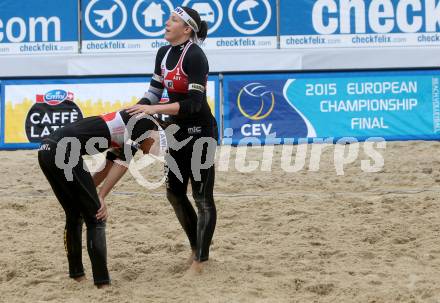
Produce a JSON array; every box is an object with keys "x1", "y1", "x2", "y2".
[{"x1": 191, "y1": 3, "x2": 215, "y2": 23}]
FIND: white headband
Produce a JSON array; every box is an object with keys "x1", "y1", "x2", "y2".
[{"x1": 173, "y1": 7, "x2": 199, "y2": 33}]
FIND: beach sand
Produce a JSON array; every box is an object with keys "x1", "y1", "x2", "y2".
[{"x1": 1, "y1": 141, "x2": 440, "y2": 302}]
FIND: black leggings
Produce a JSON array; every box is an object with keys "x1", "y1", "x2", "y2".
[
  {"x1": 38, "y1": 140, "x2": 110, "y2": 285},
  {"x1": 165, "y1": 126, "x2": 217, "y2": 262}
]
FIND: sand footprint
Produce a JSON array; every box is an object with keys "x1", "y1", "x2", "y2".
[{"x1": 305, "y1": 283, "x2": 335, "y2": 296}]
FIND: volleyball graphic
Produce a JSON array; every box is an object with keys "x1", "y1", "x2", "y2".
[{"x1": 237, "y1": 82, "x2": 275, "y2": 120}]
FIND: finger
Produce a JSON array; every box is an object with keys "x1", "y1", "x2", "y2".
[
  {"x1": 127, "y1": 109, "x2": 141, "y2": 116},
  {"x1": 96, "y1": 210, "x2": 104, "y2": 220},
  {"x1": 130, "y1": 109, "x2": 144, "y2": 116},
  {"x1": 96, "y1": 205, "x2": 105, "y2": 219},
  {"x1": 101, "y1": 207, "x2": 108, "y2": 221},
  {"x1": 97, "y1": 210, "x2": 107, "y2": 221},
  {"x1": 125, "y1": 106, "x2": 139, "y2": 113}
]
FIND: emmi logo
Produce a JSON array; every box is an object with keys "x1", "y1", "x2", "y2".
[
  {"x1": 237, "y1": 82, "x2": 275, "y2": 137},
  {"x1": 0, "y1": 16, "x2": 61, "y2": 43}
]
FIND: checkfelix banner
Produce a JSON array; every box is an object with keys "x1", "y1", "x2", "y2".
[
  {"x1": 0, "y1": 0, "x2": 78, "y2": 55},
  {"x1": 183, "y1": 0, "x2": 277, "y2": 49},
  {"x1": 223, "y1": 70, "x2": 440, "y2": 145},
  {"x1": 81, "y1": 0, "x2": 276, "y2": 52},
  {"x1": 81, "y1": 0, "x2": 172, "y2": 52},
  {"x1": 280, "y1": 0, "x2": 440, "y2": 49},
  {"x1": 0, "y1": 77, "x2": 219, "y2": 149}
]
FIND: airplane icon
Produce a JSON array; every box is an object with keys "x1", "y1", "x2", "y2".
[{"x1": 94, "y1": 4, "x2": 117, "y2": 30}]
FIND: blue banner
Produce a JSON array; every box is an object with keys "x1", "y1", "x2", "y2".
[
  {"x1": 0, "y1": 81, "x2": 2, "y2": 146},
  {"x1": 184, "y1": 0, "x2": 277, "y2": 49},
  {"x1": 0, "y1": 0, "x2": 78, "y2": 55},
  {"x1": 223, "y1": 70, "x2": 440, "y2": 145},
  {"x1": 81, "y1": 0, "x2": 277, "y2": 52},
  {"x1": 210, "y1": 75, "x2": 221, "y2": 133},
  {"x1": 280, "y1": 0, "x2": 440, "y2": 48}
]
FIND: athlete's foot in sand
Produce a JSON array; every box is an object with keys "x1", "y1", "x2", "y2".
[
  {"x1": 188, "y1": 260, "x2": 204, "y2": 275},
  {"x1": 73, "y1": 275, "x2": 86, "y2": 282},
  {"x1": 96, "y1": 283, "x2": 110, "y2": 289},
  {"x1": 187, "y1": 250, "x2": 196, "y2": 265}
]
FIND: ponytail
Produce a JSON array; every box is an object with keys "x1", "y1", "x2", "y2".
[{"x1": 197, "y1": 21, "x2": 208, "y2": 42}]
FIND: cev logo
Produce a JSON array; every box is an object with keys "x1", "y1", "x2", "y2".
[
  {"x1": 85, "y1": 0, "x2": 127, "y2": 38},
  {"x1": 133, "y1": 0, "x2": 174, "y2": 37},
  {"x1": 182, "y1": 0, "x2": 223, "y2": 35},
  {"x1": 228, "y1": 0, "x2": 272, "y2": 35},
  {"x1": 237, "y1": 82, "x2": 275, "y2": 120}
]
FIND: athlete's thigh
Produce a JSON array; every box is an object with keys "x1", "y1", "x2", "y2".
[
  {"x1": 189, "y1": 133, "x2": 216, "y2": 198},
  {"x1": 190, "y1": 164, "x2": 215, "y2": 200},
  {"x1": 39, "y1": 149, "x2": 79, "y2": 216},
  {"x1": 166, "y1": 146, "x2": 191, "y2": 195},
  {"x1": 71, "y1": 156, "x2": 101, "y2": 221}
]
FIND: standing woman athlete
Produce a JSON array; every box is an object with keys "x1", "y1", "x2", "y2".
[
  {"x1": 38, "y1": 109, "x2": 157, "y2": 287},
  {"x1": 127, "y1": 7, "x2": 218, "y2": 273}
]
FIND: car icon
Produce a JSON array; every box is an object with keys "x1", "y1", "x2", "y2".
[{"x1": 191, "y1": 3, "x2": 215, "y2": 23}]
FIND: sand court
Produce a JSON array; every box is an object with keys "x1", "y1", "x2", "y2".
[{"x1": 1, "y1": 141, "x2": 440, "y2": 302}]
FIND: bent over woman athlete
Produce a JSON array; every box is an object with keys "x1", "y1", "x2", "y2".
[
  {"x1": 127, "y1": 6, "x2": 217, "y2": 273},
  {"x1": 38, "y1": 109, "x2": 157, "y2": 287}
]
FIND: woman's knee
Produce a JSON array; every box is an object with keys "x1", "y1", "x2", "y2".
[
  {"x1": 83, "y1": 215, "x2": 105, "y2": 228},
  {"x1": 65, "y1": 213, "x2": 83, "y2": 227},
  {"x1": 192, "y1": 192, "x2": 215, "y2": 212},
  {"x1": 167, "y1": 189, "x2": 186, "y2": 206}
]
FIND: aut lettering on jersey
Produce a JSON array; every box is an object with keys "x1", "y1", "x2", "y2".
[{"x1": 38, "y1": 143, "x2": 51, "y2": 151}]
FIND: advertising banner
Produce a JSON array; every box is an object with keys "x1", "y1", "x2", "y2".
[
  {"x1": 0, "y1": 82, "x2": 2, "y2": 144},
  {"x1": 0, "y1": 0, "x2": 78, "y2": 55},
  {"x1": 280, "y1": 0, "x2": 440, "y2": 49},
  {"x1": 184, "y1": 0, "x2": 277, "y2": 49},
  {"x1": 81, "y1": 0, "x2": 276, "y2": 52},
  {"x1": 223, "y1": 70, "x2": 440, "y2": 145},
  {"x1": 0, "y1": 77, "x2": 219, "y2": 149}
]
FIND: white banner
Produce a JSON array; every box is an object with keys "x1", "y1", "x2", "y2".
[
  {"x1": 0, "y1": 42, "x2": 78, "y2": 55},
  {"x1": 201, "y1": 36, "x2": 277, "y2": 49},
  {"x1": 281, "y1": 33, "x2": 440, "y2": 49},
  {"x1": 82, "y1": 39, "x2": 168, "y2": 53}
]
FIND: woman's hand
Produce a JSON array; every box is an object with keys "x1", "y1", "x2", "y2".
[
  {"x1": 126, "y1": 104, "x2": 156, "y2": 116},
  {"x1": 96, "y1": 196, "x2": 108, "y2": 221}
]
